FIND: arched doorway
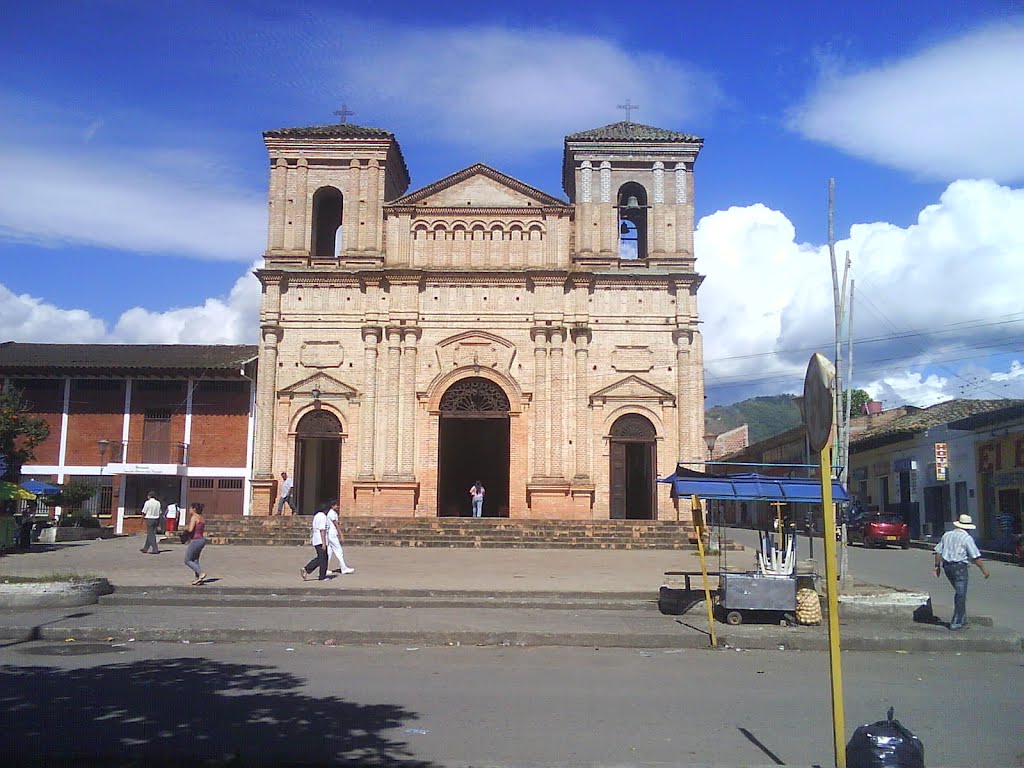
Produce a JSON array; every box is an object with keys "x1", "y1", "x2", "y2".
[
  {"x1": 294, "y1": 410, "x2": 342, "y2": 515},
  {"x1": 609, "y1": 413, "x2": 657, "y2": 519},
  {"x1": 437, "y1": 377, "x2": 511, "y2": 517}
]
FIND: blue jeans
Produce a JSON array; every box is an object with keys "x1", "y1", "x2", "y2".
[
  {"x1": 942, "y1": 560, "x2": 970, "y2": 628},
  {"x1": 185, "y1": 537, "x2": 206, "y2": 577},
  {"x1": 472, "y1": 497, "x2": 483, "y2": 517}
]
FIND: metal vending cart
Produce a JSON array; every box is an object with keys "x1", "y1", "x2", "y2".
[{"x1": 660, "y1": 464, "x2": 848, "y2": 628}]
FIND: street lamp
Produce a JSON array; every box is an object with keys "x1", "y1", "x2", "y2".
[
  {"x1": 703, "y1": 432, "x2": 718, "y2": 463},
  {"x1": 97, "y1": 439, "x2": 110, "y2": 517}
]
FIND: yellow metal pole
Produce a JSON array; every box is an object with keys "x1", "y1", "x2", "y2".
[
  {"x1": 819, "y1": 445, "x2": 846, "y2": 768},
  {"x1": 691, "y1": 495, "x2": 718, "y2": 649}
]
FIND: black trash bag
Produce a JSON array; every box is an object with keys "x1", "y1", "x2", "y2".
[{"x1": 847, "y1": 707, "x2": 925, "y2": 768}]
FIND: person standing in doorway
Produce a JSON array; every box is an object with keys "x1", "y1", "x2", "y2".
[
  {"x1": 277, "y1": 472, "x2": 294, "y2": 515},
  {"x1": 469, "y1": 481, "x2": 485, "y2": 518},
  {"x1": 301, "y1": 502, "x2": 330, "y2": 581},
  {"x1": 183, "y1": 502, "x2": 208, "y2": 586},
  {"x1": 933, "y1": 514, "x2": 990, "y2": 630},
  {"x1": 140, "y1": 491, "x2": 162, "y2": 554},
  {"x1": 326, "y1": 505, "x2": 354, "y2": 575}
]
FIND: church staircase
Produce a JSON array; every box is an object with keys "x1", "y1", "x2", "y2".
[{"x1": 205, "y1": 516, "x2": 734, "y2": 550}]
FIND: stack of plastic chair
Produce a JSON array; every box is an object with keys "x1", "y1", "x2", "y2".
[{"x1": 757, "y1": 530, "x2": 795, "y2": 576}]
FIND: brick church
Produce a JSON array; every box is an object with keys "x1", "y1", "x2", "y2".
[{"x1": 250, "y1": 118, "x2": 708, "y2": 521}]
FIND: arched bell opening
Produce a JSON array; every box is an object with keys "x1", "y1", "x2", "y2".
[
  {"x1": 437, "y1": 377, "x2": 511, "y2": 518},
  {"x1": 311, "y1": 186, "x2": 344, "y2": 258},
  {"x1": 617, "y1": 182, "x2": 648, "y2": 260},
  {"x1": 609, "y1": 413, "x2": 657, "y2": 520},
  {"x1": 294, "y1": 409, "x2": 343, "y2": 514}
]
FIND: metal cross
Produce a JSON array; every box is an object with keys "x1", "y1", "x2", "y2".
[
  {"x1": 333, "y1": 104, "x2": 355, "y2": 124},
  {"x1": 617, "y1": 98, "x2": 639, "y2": 123}
]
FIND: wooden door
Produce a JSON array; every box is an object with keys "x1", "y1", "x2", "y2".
[
  {"x1": 142, "y1": 410, "x2": 171, "y2": 463},
  {"x1": 610, "y1": 441, "x2": 626, "y2": 519}
]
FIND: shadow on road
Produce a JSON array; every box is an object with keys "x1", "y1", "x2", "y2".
[{"x1": 0, "y1": 655, "x2": 437, "y2": 767}]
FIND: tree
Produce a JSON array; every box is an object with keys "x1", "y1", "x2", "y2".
[
  {"x1": 842, "y1": 388, "x2": 871, "y2": 416},
  {"x1": 49, "y1": 480, "x2": 98, "y2": 513},
  {"x1": 0, "y1": 386, "x2": 50, "y2": 482}
]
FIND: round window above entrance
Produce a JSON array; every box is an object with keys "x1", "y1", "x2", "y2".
[{"x1": 439, "y1": 377, "x2": 510, "y2": 416}]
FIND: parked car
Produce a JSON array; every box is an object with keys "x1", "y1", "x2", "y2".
[{"x1": 848, "y1": 513, "x2": 910, "y2": 549}]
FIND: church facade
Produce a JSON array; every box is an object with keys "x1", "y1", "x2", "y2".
[{"x1": 250, "y1": 120, "x2": 707, "y2": 520}]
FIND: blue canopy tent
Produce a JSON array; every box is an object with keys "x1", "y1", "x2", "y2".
[
  {"x1": 659, "y1": 466, "x2": 848, "y2": 503},
  {"x1": 20, "y1": 480, "x2": 61, "y2": 496}
]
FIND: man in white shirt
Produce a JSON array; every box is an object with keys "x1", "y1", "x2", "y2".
[
  {"x1": 140, "y1": 491, "x2": 163, "y2": 554},
  {"x1": 301, "y1": 501, "x2": 333, "y2": 581},
  {"x1": 277, "y1": 472, "x2": 294, "y2": 515},
  {"x1": 933, "y1": 514, "x2": 990, "y2": 630}
]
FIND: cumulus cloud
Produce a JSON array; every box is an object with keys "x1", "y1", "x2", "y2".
[
  {"x1": 335, "y1": 25, "x2": 720, "y2": 153},
  {"x1": 698, "y1": 179, "x2": 1024, "y2": 406},
  {"x1": 0, "y1": 262, "x2": 261, "y2": 345},
  {"x1": 790, "y1": 21, "x2": 1024, "y2": 181}
]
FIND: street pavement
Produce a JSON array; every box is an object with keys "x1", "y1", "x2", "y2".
[
  {"x1": 1, "y1": 534, "x2": 1021, "y2": 652},
  {"x1": 0, "y1": 641, "x2": 1020, "y2": 767}
]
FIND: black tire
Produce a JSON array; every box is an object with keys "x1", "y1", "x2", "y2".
[
  {"x1": 725, "y1": 610, "x2": 743, "y2": 626},
  {"x1": 901, "y1": 541, "x2": 910, "y2": 549}
]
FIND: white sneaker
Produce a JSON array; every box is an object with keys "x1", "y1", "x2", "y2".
[{"x1": 341, "y1": 567, "x2": 355, "y2": 574}]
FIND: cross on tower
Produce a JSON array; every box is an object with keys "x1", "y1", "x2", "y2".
[
  {"x1": 617, "y1": 98, "x2": 639, "y2": 123},
  {"x1": 333, "y1": 104, "x2": 355, "y2": 124}
]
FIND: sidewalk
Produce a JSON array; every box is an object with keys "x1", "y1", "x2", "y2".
[{"x1": 1, "y1": 536, "x2": 1020, "y2": 652}]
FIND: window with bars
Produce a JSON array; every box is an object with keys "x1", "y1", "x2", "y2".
[
  {"x1": 218, "y1": 478, "x2": 244, "y2": 490},
  {"x1": 189, "y1": 478, "x2": 215, "y2": 489}
]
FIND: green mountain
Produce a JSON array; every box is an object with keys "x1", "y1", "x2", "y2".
[{"x1": 706, "y1": 395, "x2": 802, "y2": 444}]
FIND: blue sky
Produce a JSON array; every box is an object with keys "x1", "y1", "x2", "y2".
[{"x1": 2, "y1": 1, "x2": 1023, "y2": 407}]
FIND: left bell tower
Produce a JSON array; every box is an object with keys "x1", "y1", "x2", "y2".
[{"x1": 263, "y1": 122, "x2": 410, "y2": 266}]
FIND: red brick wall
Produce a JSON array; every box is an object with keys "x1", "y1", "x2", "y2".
[
  {"x1": 10, "y1": 378, "x2": 64, "y2": 466},
  {"x1": 127, "y1": 380, "x2": 188, "y2": 457},
  {"x1": 65, "y1": 380, "x2": 126, "y2": 465},
  {"x1": 188, "y1": 381, "x2": 250, "y2": 467}
]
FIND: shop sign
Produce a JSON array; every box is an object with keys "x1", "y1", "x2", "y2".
[{"x1": 934, "y1": 442, "x2": 948, "y2": 481}]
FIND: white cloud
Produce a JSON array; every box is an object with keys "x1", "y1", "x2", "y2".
[
  {"x1": 698, "y1": 179, "x2": 1024, "y2": 407},
  {"x1": 0, "y1": 262, "x2": 261, "y2": 345},
  {"x1": 336, "y1": 26, "x2": 719, "y2": 153},
  {"x1": 0, "y1": 147, "x2": 265, "y2": 261},
  {"x1": 790, "y1": 21, "x2": 1024, "y2": 181}
]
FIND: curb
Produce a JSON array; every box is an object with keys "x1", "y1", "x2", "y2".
[{"x1": 0, "y1": 578, "x2": 113, "y2": 609}]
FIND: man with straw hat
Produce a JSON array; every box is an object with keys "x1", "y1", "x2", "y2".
[{"x1": 933, "y1": 514, "x2": 990, "y2": 630}]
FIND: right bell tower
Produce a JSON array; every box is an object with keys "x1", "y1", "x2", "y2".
[{"x1": 562, "y1": 121, "x2": 703, "y2": 268}]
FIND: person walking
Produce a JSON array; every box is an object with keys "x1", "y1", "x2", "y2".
[
  {"x1": 277, "y1": 472, "x2": 294, "y2": 515},
  {"x1": 469, "y1": 480, "x2": 485, "y2": 518},
  {"x1": 183, "y1": 502, "x2": 208, "y2": 586},
  {"x1": 933, "y1": 514, "x2": 990, "y2": 630},
  {"x1": 301, "y1": 502, "x2": 330, "y2": 581},
  {"x1": 326, "y1": 506, "x2": 355, "y2": 575},
  {"x1": 140, "y1": 491, "x2": 162, "y2": 554}
]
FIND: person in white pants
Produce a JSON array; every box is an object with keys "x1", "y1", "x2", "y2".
[{"x1": 326, "y1": 509, "x2": 354, "y2": 575}]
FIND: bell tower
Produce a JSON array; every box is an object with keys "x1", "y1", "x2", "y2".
[
  {"x1": 562, "y1": 121, "x2": 703, "y2": 268},
  {"x1": 262, "y1": 122, "x2": 410, "y2": 266}
]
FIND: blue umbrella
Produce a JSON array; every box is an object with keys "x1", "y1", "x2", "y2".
[{"x1": 20, "y1": 479, "x2": 61, "y2": 495}]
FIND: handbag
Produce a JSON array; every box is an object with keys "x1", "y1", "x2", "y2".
[{"x1": 179, "y1": 528, "x2": 193, "y2": 544}]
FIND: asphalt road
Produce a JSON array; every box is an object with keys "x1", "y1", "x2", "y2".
[
  {"x1": 1, "y1": 640, "x2": 1020, "y2": 767},
  {"x1": 723, "y1": 526, "x2": 1024, "y2": 635}
]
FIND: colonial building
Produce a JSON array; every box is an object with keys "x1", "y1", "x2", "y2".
[
  {"x1": 0, "y1": 343, "x2": 257, "y2": 533},
  {"x1": 250, "y1": 120, "x2": 708, "y2": 520}
]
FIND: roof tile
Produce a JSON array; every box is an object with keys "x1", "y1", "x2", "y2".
[
  {"x1": 263, "y1": 123, "x2": 395, "y2": 139},
  {"x1": 565, "y1": 121, "x2": 702, "y2": 143},
  {"x1": 0, "y1": 343, "x2": 258, "y2": 375}
]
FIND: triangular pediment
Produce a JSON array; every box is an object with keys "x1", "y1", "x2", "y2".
[
  {"x1": 279, "y1": 372, "x2": 358, "y2": 399},
  {"x1": 590, "y1": 375, "x2": 676, "y2": 405},
  {"x1": 436, "y1": 331, "x2": 517, "y2": 373},
  {"x1": 390, "y1": 164, "x2": 567, "y2": 208}
]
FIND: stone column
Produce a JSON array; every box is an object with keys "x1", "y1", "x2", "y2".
[
  {"x1": 675, "y1": 163, "x2": 688, "y2": 254},
  {"x1": 572, "y1": 327, "x2": 591, "y2": 479},
  {"x1": 269, "y1": 159, "x2": 287, "y2": 251},
  {"x1": 367, "y1": 159, "x2": 382, "y2": 253},
  {"x1": 674, "y1": 329, "x2": 691, "y2": 462},
  {"x1": 549, "y1": 328, "x2": 565, "y2": 479},
  {"x1": 400, "y1": 327, "x2": 420, "y2": 477},
  {"x1": 253, "y1": 326, "x2": 281, "y2": 479},
  {"x1": 357, "y1": 160, "x2": 369, "y2": 252},
  {"x1": 295, "y1": 159, "x2": 309, "y2": 254},
  {"x1": 358, "y1": 326, "x2": 381, "y2": 479},
  {"x1": 532, "y1": 328, "x2": 548, "y2": 478},
  {"x1": 382, "y1": 326, "x2": 403, "y2": 478}
]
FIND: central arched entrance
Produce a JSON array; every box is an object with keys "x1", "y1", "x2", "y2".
[
  {"x1": 609, "y1": 413, "x2": 657, "y2": 520},
  {"x1": 294, "y1": 409, "x2": 342, "y2": 515},
  {"x1": 437, "y1": 377, "x2": 511, "y2": 517}
]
